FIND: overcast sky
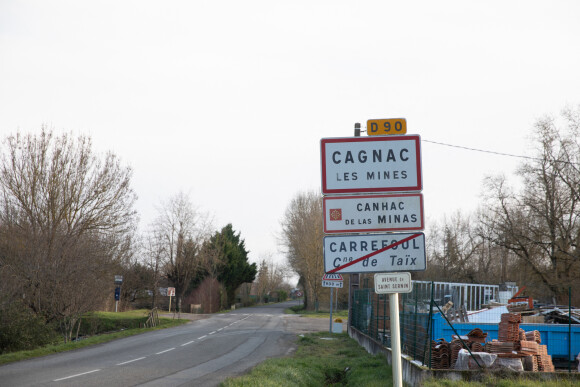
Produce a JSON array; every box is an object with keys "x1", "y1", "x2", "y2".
[{"x1": 1, "y1": 1, "x2": 579, "y2": 269}]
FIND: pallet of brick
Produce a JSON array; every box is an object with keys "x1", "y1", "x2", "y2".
[
  {"x1": 535, "y1": 344, "x2": 555, "y2": 372},
  {"x1": 501, "y1": 313, "x2": 522, "y2": 323},
  {"x1": 525, "y1": 330, "x2": 541, "y2": 344},
  {"x1": 485, "y1": 340, "x2": 515, "y2": 353},
  {"x1": 498, "y1": 322, "x2": 520, "y2": 342},
  {"x1": 519, "y1": 340, "x2": 539, "y2": 355},
  {"x1": 523, "y1": 355, "x2": 539, "y2": 372}
]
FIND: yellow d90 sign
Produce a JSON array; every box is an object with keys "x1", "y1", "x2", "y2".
[{"x1": 367, "y1": 118, "x2": 407, "y2": 135}]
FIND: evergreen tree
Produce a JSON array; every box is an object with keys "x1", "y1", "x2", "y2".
[{"x1": 211, "y1": 224, "x2": 257, "y2": 307}]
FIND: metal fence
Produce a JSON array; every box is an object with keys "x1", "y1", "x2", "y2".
[{"x1": 350, "y1": 281, "x2": 579, "y2": 372}]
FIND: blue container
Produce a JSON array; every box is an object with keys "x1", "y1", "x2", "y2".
[{"x1": 432, "y1": 313, "x2": 580, "y2": 360}]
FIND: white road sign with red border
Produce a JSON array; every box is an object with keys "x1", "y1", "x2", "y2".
[
  {"x1": 323, "y1": 193, "x2": 424, "y2": 233},
  {"x1": 323, "y1": 232, "x2": 426, "y2": 274},
  {"x1": 321, "y1": 135, "x2": 422, "y2": 194}
]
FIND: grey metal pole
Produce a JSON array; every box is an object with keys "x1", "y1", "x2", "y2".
[
  {"x1": 389, "y1": 293, "x2": 403, "y2": 387},
  {"x1": 347, "y1": 123, "x2": 361, "y2": 336},
  {"x1": 329, "y1": 286, "x2": 334, "y2": 333}
]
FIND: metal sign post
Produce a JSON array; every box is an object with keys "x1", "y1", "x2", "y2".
[
  {"x1": 375, "y1": 273, "x2": 412, "y2": 387},
  {"x1": 322, "y1": 274, "x2": 344, "y2": 333},
  {"x1": 114, "y1": 275, "x2": 123, "y2": 313},
  {"x1": 167, "y1": 287, "x2": 176, "y2": 312}
]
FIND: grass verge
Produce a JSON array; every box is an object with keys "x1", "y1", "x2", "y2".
[
  {"x1": 422, "y1": 375, "x2": 580, "y2": 387},
  {"x1": 221, "y1": 331, "x2": 391, "y2": 386},
  {"x1": 0, "y1": 312, "x2": 188, "y2": 366}
]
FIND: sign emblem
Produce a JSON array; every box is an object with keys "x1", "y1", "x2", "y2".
[{"x1": 329, "y1": 209, "x2": 342, "y2": 221}]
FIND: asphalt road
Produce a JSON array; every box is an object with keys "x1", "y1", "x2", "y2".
[{"x1": 0, "y1": 300, "x2": 329, "y2": 386}]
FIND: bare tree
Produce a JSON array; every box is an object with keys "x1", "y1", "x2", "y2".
[
  {"x1": 198, "y1": 238, "x2": 225, "y2": 311},
  {"x1": 481, "y1": 107, "x2": 580, "y2": 303},
  {"x1": 142, "y1": 229, "x2": 166, "y2": 309},
  {"x1": 279, "y1": 191, "x2": 324, "y2": 311},
  {"x1": 423, "y1": 212, "x2": 483, "y2": 283},
  {"x1": 152, "y1": 192, "x2": 211, "y2": 313},
  {"x1": 0, "y1": 128, "x2": 137, "y2": 341},
  {"x1": 255, "y1": 254, "x2": 291, "y2": 303}
]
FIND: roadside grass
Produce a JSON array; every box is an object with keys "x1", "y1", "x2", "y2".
[
  {"x1": 422, "y1": 376, "x2": 580, "y2": 387},
  {"x1": 221, "y1": 331, "x2": 391, "y2": 386},
  {"x1": 0, "y1": 311, "x2": 188, "y2": 366},
  {"x1": 285, "y1": 304, "x2": 349, "y2": 320}
]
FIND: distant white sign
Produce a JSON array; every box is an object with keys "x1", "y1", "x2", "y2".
[
  {"x1": 320, "y1": 135, "x2": 422, "y2": 194},
  {"x1": 323, "y1": 232, "x2": 426, "y2": 274},
  {"x1": 323, "y1": 193, "x2": 424, "y2": 233},
  {"x1": 374, "y1": 273, "x2": 413, "y2": 294}
]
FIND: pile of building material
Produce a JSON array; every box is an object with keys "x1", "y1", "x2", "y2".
[{"x1": 430, "y1": 313, "x2": 555, "y2": 372}]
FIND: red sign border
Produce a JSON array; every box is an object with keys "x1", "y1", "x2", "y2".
[
  {"x1": 323, "y1": 193, "x2": 424, "y2": 234},
  {"x1": 320, "y1": 135, "x2": 422, "y2": 194},
  {"x1": 327, "y1": 233, "x2": 423, "y2": 274},
  {"x1": 322, "y1": 273, "x2": 344, "y2": 281}
]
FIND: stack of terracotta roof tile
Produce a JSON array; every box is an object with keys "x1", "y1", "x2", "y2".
[
  {"x1": 450, "y1": 339, "x2": 464, "y2": 369},
  {"x1": 520, "y1": 340, "x2": 539, "y2": 355},
  {"x1": 485, "y1": 340, "x2": 515, "y2": 353},
  {"x1": 523, "y1": 355, "x2": 539, "y2": 372},
  {"x1": 525, "y1": 330, "x2": 541, "y2": 344},
  {"x1": 467, "y1": 328, "x2": 488, "y2": 343},
  {"x1": 431, "y1": 339, "x2": 450, "y2": 369},
  {"x1": 535, "y1": 344, "x2": 555, "y2": 372},
  {"x1": 471, "y1": 342, "x2": 485, "y2": 352},
  {"x1": 498, "y1": 313, "x2": 521, "y2": 342}
]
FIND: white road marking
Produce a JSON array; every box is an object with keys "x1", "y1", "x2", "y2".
[
  {"x1": 181, "y1": 341, "x2": 195, "y2": 346},
  {"x1": 53, "y1": 369, "x2": 100, "y2": 381},
  {"x1": 116, "y1": 357, "x2": 146, "y2": 365},
  {"x1": 156, "y1": 348, "x2": 175, "y2": 355},
  {"x1": 198, "y1": 335, "x2": 207, "y2": 340},
  {"x1": 209, "y1": 331, "x2": 216, "y2": 335}
]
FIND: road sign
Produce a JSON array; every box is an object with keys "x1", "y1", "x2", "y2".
[
  {"x1": 323, "y1": 232, "x2": 426, "y2": 274},
  {"x1": 322, "y1": 279, "x2": 344, "y2": 288},
  {"x1": 167, "y1": 287, "x2": 176, "y2": 297},
  {"x1": 323, "y1": 193, "x2": 424, "y2": 234},
  {"x1": 367, "y1": 118, "x2": 407, "y2": 135},
  {"x1": 320, "y1": 135, "x2": 422, "y2": 194},
  {"x1": 374, "y1": 272, "x2": 413, "y2": 294},
  {"x1": 322, "y1": 273, "x2": 344, "y2": 281}
]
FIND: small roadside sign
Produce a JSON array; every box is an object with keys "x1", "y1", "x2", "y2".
[
  {"x1": 323, "y1": 193, "x2": 424, "y2": 234},
  {"x1": 320, "y1": 135, "x2": 422, "y2": 194},
  {"x1": 367, "y1": 118, "x2": 407, "y2": 135},
  {"x1": 322, "y1": 273, "x2": 344, "y2": 281},
  {"x1": 323, "y1": 232, "x2": 426, "y2": 274},
  {"x1": 322, "y1": 279, "x2": 344, "y2": 288},
  {"x1": 374, "y1": 273, "x2": 413, "y2": 294}
]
